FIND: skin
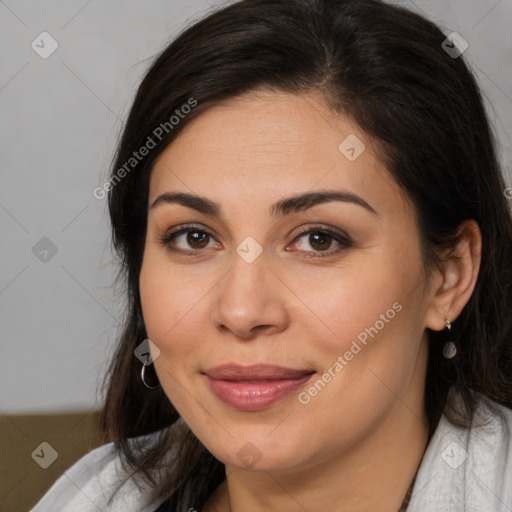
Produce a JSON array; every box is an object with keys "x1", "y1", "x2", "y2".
[{"x1": 139, "y1": 90, "x2": 481, "y2": 512}]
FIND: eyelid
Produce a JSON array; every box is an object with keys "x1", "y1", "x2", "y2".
[
  {"x1": 289, "y1": 224, "x2": 352, "y2": 256},
  {"x1": 159, "y1": 223, "x2": 218, "y2": 247},
  {"x1": 292, "y1": 224, "x2": 351, "y2": 243}
]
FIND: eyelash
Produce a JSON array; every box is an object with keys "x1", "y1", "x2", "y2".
[{"x1": 159, "y1": 223, "x2": 352, "y2": 258}]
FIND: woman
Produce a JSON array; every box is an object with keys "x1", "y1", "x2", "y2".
[{"x1": 31, "y1": 0, "x2": 512, "y2": 510}]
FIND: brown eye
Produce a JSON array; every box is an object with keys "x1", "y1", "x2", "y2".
[
  {"x1": 160, "y1": 226, "x2": 219, "y2": 252},
  {"x1": 307, "y1": 232, "x2": 333, "y2": 251},
  {"x1": 291, "y1": 227, "x2": 352, "y2": 257},
  {"x1": 186, "y1": 231, "x2": 210, "y2": 249}
]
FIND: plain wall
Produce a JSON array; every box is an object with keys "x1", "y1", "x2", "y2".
[{"x1": 1, "y1": 0, "x2": 511, "y2": 414}]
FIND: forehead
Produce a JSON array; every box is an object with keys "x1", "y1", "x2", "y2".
[{"x1": 149, "y1": 90, "x2": 409, "y2": 217}]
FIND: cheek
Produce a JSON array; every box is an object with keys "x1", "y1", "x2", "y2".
[
  {"x1": 311, "y1": 301, "x2": 426, "y2": 421},
  {"x1": 298, "y1": 258, "x2": 415, "y2": 354},
  {"x1": 139, "y1": 254, "x2": 202, "y2": 360},
  {"x1": 298, "y1": 250, "x2": 426, "y2": 405},
  {"x1": 139, "y1": 257, "x2": 207, "y2": 415}
]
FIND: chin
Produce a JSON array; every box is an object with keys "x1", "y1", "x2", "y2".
[{"x1": 201, "y1": 430, "x2": 313, "y2": 472}]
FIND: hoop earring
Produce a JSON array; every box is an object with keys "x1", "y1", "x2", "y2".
[
  {"x1": 442, "y1": 318, "x2": 457, "y2": 359},
  {"x1": 141, "y1": 362, "x2": 160, "y2": 389}
]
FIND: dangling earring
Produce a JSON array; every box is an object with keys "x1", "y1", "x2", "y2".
[
  {"x1": 442, "y1": 318, "x2": 457, "y2": 359},
  {"x1": 141, "y1": 361, "x2": 160, "y2": 389}
]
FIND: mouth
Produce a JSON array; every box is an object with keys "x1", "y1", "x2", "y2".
[{"x1": 203, "y1": 363, "x2": 315, "y2": 411}]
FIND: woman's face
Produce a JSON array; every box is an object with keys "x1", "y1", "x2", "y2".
[{"x1": 139, "y1": 90, "x2": 436, "y2": 473}]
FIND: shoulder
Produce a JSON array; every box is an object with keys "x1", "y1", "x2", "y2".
[
  {"x1": 408, "y1": 390, "x2": 512, "y2": 511},
  {"x1": 30, "y1": 431, "x2": 170, "y2": 512}
]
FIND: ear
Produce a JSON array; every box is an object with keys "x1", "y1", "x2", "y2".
[{"x1": 424, "y1": 220, "x2": 482, "y2": 331}]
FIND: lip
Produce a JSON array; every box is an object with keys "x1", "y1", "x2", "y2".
[{"x1": 203, "y1": 364, "x2": 315, "y2": 411}]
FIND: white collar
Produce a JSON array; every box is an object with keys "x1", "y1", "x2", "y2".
[{"x1": 408, "y1": 390, "x2": 512, "y2": 511}]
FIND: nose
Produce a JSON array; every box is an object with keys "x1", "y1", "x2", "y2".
[{"x1": 212, "y1": 250, "x2": 289, "y2": 340}]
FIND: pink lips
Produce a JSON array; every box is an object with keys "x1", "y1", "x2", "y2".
[{"x1": 203, "y1": 363, "x2": 315, "y2": 411}]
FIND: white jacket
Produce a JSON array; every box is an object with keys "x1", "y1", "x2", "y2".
[{"x1": 31, "y1": 391, "x2": 512, "y2": 511}]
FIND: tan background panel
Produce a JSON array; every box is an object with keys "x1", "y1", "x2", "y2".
[{"x1": 0, "y1": 411, "x2": 102, "y2": 512}]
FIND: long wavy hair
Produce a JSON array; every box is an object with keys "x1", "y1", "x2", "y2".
[{"x1": 97, "y1": 0, "x2": 512, "y2": 509}]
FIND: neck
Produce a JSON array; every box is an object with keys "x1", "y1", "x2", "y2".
[{"x1": 206, "y1": 399, "x2": 429, "y2": 512}]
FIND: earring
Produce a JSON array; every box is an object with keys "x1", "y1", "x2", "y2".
[
  {"x1": 141, "y1": 362, "x2": 160, "y2": 389},
  {"x1": 442, "y1": 318, "x2": 457, "y2": 359}
]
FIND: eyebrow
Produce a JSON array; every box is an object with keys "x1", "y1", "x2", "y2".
[{"x1": 150, "y1": 189, "x2": 377, "y2": 217}]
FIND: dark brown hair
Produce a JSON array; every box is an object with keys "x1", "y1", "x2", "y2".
[{"x1": 98, "y1": 0, "x2": 512, "y2": 508}]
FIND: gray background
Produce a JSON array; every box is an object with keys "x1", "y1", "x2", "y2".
[{"x1": 1, "y1": 0, "x2": 511, "y2": 414}]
